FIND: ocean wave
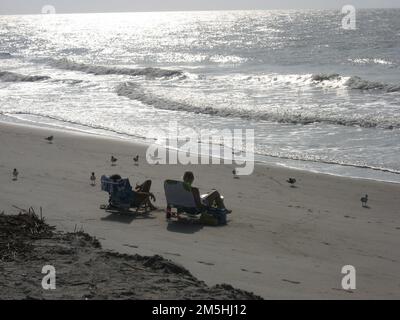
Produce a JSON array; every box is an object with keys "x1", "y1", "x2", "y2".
[
  {"x1": 310, "y1": 73, "x2": 400, "y2": 92},
  {"x1": 349, "y1": 58, "x2": 395, "y2": 66},
  {"x1": 345, "y1": 76, "x2": 400, "y2": 92},
  {"x1": 311, "y1": 73, "x2": 341, "y2": 82},
  {"x1": 0, "y1": 71, "x2": 50, "y2": 82},
  {"x1": 0, "y1": 53, "x2": 13, "y2": 59},
  {"x1": 116, "y1": 82, "x2": 400, "y2": 129},
  {"x1": 52, "y1": 78, "x2": 84, "y2": 85},
  {"x1": 45, "y1": 58, "x2": 184, "y2": 79},
  {"x1": 209, "y1": 54, "x2": 248, "y2": 64}
]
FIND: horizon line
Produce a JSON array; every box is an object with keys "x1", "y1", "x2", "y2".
[{"x1": 1, "y1": 7, "x2": 399, "y2": 16}]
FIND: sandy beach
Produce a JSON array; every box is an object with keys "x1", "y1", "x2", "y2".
[{"x1": 1, "y1": 121, "x2": 399, "y2": 299}]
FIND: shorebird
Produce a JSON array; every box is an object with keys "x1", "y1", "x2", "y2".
[
  {"x1": 133, "y1": 155, "x2": 139, "y2": 166},
  {"x1": 12, "y1": 168, "x2": 19, "y2": 181},
  {"x1": 286, "y1": 178, "x2": 296, "y2": 187},
  {"x1": 232, "y1": 169, "x2": 239, "y2": 179},
  {"x1": 361, "y1": 194, "x2": 368, "y2": 208},
  {"x1": 90, "y1": 172, "x2": 96, "y2": 186},
  {"x1": 45, "y1": 135, "x2": 54, "y2": 143},
  {"x1": 111, "y1": 156, "x2": 118, "y2": 166}
]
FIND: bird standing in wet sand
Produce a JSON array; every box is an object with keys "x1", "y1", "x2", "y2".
[
  {"x1": 45, "y1": 135, "x2": 54, "y2": 144},
  {"x1": 286, "y1": 178, "x2": 296, "y2": 187},
  {"x1": 361, "y1": 194, "x2": 368, "y2": 208},
  {"x1": 12, "y1": 168, "x2": 19, "y2": 181},
  {"x1": 232, "y1": 169, "x2": 239, "y2": 179},
  {"x1": 111, "y1": 156, "x2": 118, "y2": 166},
  {"x1": 90, "y1": 172, "x2": 96, "y2": 186},
  {"x1": 133, "y1": 155, "x2": 139, "y2": 166}
]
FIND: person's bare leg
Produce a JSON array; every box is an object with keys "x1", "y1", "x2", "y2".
[{"x1": 133, "y1": 192, "x2": 156, "y2": 211}]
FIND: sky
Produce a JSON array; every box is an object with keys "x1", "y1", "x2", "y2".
[{"x1": 0, "y1": 0, "x2": 399, "y2": 15}]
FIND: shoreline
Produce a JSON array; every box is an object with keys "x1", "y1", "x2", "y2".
[
  {"x1": 1, "y1": 116, "x2": 400, "y2": 185},
  {"x1": 1, "y1": 121, "x2": 400, "y2": 299}
]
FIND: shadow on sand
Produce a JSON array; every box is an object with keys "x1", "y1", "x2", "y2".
[
  {"x1": 167, "y1": 221, "x2": 204, "y2": 234},
  {"x1": 101, "y1": 210, "x2": 156, "y2": 224}
]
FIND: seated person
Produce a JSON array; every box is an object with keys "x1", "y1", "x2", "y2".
[
  {"x1": 182, "y1": 171, "x2": 231, "y2": 213},
  {"x1": 109, "y1": 175, "x2": 156, "y2": 210},
  {"x1": 134, "y1": 180, "x2": 157, "y2": 210}
]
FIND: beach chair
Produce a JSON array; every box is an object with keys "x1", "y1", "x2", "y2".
[
  {"x1": 100, "y1": 175, "x2": 152, "y2": 213},
  {"x1": 164, "y1": 180, "x2": 227, "y2": 226}
]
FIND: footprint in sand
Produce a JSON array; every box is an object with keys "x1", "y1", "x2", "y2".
[
  {"x1": 123, "y1": 244, "x2": 138, "y2": 249},
  {"x1": 163, "y1": 252, "x2": 181, "y2": 257},
  {"x1": 241, "y1": 268, "x2": 262, "y2": 274},
  {"x1": 197, "y1": 261, "x2": 215, "y2": 266},
  {"x1": 282, "y1": 279, "x2": 301, "y2": 285},
  {"x1": 332, "y1": 288, "x2": 353, "y2": 294}
]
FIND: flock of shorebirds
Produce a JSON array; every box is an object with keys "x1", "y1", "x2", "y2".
[{"x1": 10, "y1": 135, "x2": 369, "y2": 208}]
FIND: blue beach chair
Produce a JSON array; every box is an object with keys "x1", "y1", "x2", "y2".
[{"x1": 100, "y1": 175, "x2": 152, "y2": 213}]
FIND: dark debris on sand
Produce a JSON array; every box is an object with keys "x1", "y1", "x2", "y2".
[{"x1": 0, "y1": 208, "x2": 262, "y2": 300}]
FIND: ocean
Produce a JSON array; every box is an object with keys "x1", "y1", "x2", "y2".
[{"x1": 1, "y1": 9, "x2": 399, "y2": 182}]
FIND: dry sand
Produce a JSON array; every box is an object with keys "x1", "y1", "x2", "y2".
[{"x1": 0, "y1": 121, "x2": 399, "y2": 299}]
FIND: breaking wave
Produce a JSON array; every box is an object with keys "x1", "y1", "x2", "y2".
[
  {"x1": 0, "y1": 52, "x2": 13, "y2": 59},
  {"x1": 45, "y1": 58, "x2": 184, "y2": 79},
  {"x1": 116, "y1": 82, "x2": 400, "y2": 129},
  {"x1": 310, "y1": 73, "x2": 400, "y2": 93},
  {"x1": 0, "y1": 71, "x2": 50, "y2": 82},
  {"x1": 349, "y1": 58, "x2": 395, "y2": 66},
  {"x1": 345, "y1": 76, "x2": 400, "y2": 92},
  {"x1": 0, "y1": 71, "x2": 83, "y2": 84},
  {"x1": 311, "y1": 73, "x2": 341, "y2": 82}
]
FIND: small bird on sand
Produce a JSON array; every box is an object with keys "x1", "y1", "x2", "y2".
[
  {"x1": 90, "y1": 172, "x2": 96, "y2": 186},
  {"x1": 361, "y1": 194, "x2": 368, "y2": 208},
  {"x1": 133, "y1": 155, "x2": 139, "y2": 166},
  {"x1": 45, "y1": 135, "x2": 54, "y2": 143},
  {"x1": 12, "y1": 168, "x2": 19, "y2": 181},
  {"x1": 286, "y1": 178, "x2": 296, "y2": 187},
  {"x1": 111, "y1": 156, "x2": 118, "y2": 166}
]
